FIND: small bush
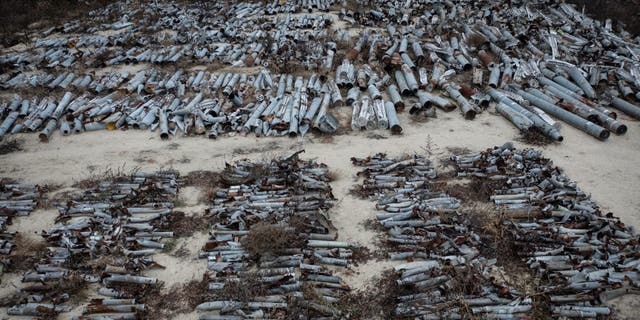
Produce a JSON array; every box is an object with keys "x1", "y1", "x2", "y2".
[{"x1": 242, "y1": 222, "x2": 301, "y2": 260}]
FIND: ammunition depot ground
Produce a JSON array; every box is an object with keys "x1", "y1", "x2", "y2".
[{"x1": 1, "y1": 0, "x2": 640, "y2": 319}]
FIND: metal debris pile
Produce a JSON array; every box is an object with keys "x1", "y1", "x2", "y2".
[
  {"x1": 452, "y1": 142, "x2": 640, "y2": 318},
  {"x1": 3, "y1": 0, "x2": 640, "y2": 142},
  {"x1": 7, "y1": 171, "x2": 179, "y2": 318},
  {"x1": 337, "y1": 0, "x2": 640, "y2": 141},
  {"x1": 0, "y1": 1, "x2": 340, "y2": 70},
  {"x1": 0, "y1": 71, "x2": 343, "y2": 142},
  {"x1": 0, "y1": 0, "x2": 348, "y2": 142},
  {"x1": 350, "y1": 153, "x2": 533, "y2": 319},
  {"x1": 197, "y1": 152, "x2": 358, "y2": 318},
  {"x1": 0, "y1": 182, "x2": 43, "y2": 255}
]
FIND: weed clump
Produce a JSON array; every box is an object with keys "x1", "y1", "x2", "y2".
[
  {"x1": 242, "y1": 222, "x2": 301, "y2": 260},
  {"x1": 0, "y1": 139, "x2": 23, "y2": 155}
]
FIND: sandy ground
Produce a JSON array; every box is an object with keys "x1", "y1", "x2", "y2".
[{"x1": 1, "y1": 108, "x2": 639, "y2": 318}]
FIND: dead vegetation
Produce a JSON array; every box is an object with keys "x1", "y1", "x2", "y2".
[
  {"x1": 164, "y1": 211, "x2": 209, "y2": 237},
  {"x1": 72, "y1": 164, "x2": 139, "y2": 189},
  {"x1": 182, "y1": 170, "x2": 221, "y2": 203},
  {"x1": 148, "y1": 274, "x2": 267, "y2": 320},
  {"x1": 0, "y1": 139, "x2": 23, "y2": 155},
  {"x1": 349, "y1": 245, "x2": 384, "y2": 264},
  {"x1": 433, "y1": 177, "x2": 503, "y2": 202},
  {"x1": 231, "y1": 141, "x2": 281, "y2": 156},
  {"x1": 35, "y1": 183, "x2": 63, "y2": 209},
  {"x1": 4, "y1": 233, "x2": 48, "y2": 272},
  {"x1": 213, "y1": 274, "x2": 269, "y2": 302},
  {"x1": 337, "y1": 271, "x2": 408, "y2": 319},
  {"x1": 517, "y1": 128, "x2": 556, "y2": 146},
  {"x1": 221, "y1": 162, "x2": 271, "y2": 187},
  {"x1": 242, "y1": 222, "x2": 302, "y2": 260},
  {"x1": 146, "y1": 280, "x2": 209, "y2": 320}
]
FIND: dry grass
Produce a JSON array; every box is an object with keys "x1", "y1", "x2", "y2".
[
  {"x1": 146, "y1": 280, "x2": 208, "y2": 319},
  {"x1": 337, "y1": 270, "x2": 409, "y2": 319},
  {"x1": 163, "y1": 211, "x2": 209, "y2": 237},
  {"x1": 182, "y1": 170, "x2": 221, "y2": 203},
  {"x1": 433, "y1": 177, "x2": 502, "y2": 203},
  {"x1": 72, "y1": 164, "x2": 139, "y2": 189},
  {"x1": 517, "y1": 128, "x2": 557, "y2": 146},
  {"x1": 242, "y1": 222, "x2": 301, "y2": 260},
  {"x1": 221, "y1": 163, "x2": 270, "y2": 187},
  {"x1": 350, "y1": 245, "x2": 385, "y2": 265},
  {"x1": 214, "y1": 274, "x2": 269, "y2": 302},
  {"x1": 0, "y1": 139, "x2": 23, "y2": 155},
  {"x1": 4, "y1": 233, "x2": 48, "y2": 272}
]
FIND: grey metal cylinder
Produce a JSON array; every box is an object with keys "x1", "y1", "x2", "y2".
[
  {"x1": 567, "y1": 66, "x2": 596, "y2": 99},
  {"x1": 0, "y1": 111, "x2": 19, "y2": 140},
  {"x1": 489, "y1": 88, "x2": 562, "y2": 141},
  {"x1": 518, "y1": 88, "x2": 609, "y2": 140},
  {"x1": 496, "y1": 102, "x2": 535, "y2": 131},
  {"x1": 384, "y1": 101, "x2": 402, "y2": 134},
  {"x1": 38, "y1": 119, "x2": 57, "y2": 143},
  {"x1": 388, "y1": 85, "x2": 404, "y2": 110},
  {"x1": 610, "y1": 97, "x2": 640, "y2": 120},
  {"x1": 395, "y1": 71, "x2": 411, "y2": 96}
]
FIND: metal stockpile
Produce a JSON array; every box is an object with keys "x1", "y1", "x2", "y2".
[
  {"x1": 3, "y1": 0, "x2": 640, "y2": 143},
  {"x1": 197, "y1": 152, "x2": 357, "y2": 318},
  {"x1": 339, "y1": 62, "x2": 403, "y2": 134},
  {"x1": 452, "y1": 143, "x2": 640, "y2": 317},
  {"x1": 7, "y1": 171, "x2": 178, "y2": 318},
  {"x1": 0, "y1": 0, "x2": 345, "y2": 143},
  {"x1": 0, "y1": 182, "x2": 43, "y2": 255},
  {"x1": 0, "y1": 182, "x2": 41, "y2": 217},
  {"x1": 340, "y1": 0, "x2": 640, "y2": 140},
  {"x1": 0, "y1": 70, "x2": 341, "y2": 142},
  {"x1": 0, "y1": 1, "x2": 339, "y2": 71},
  {"x1": 350, "y1": 154, "x2": 532, "y2": 319}
]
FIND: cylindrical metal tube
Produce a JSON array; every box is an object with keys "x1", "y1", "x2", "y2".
[
  {"x1": 351, "y1": 100, "x2": 361, "y2": 130},
  {"x1": 416, "y1": 91, "x2": 433, "y2": 109},
  {"x1": 384, "y1": 101, "x2": 402, "y2": 134},
  {"x1": 388, "y1": 85, "x2": 404, "y2": 111},
  {"x1": 346, "y1": 87, "x2": 360, "y2": 106},
  {"x1": 38, "y1": 119, "x2": 57, "y2": 142},
  {"x1": 496, "y1": 102, "x2": 535, "y2": 131},
  {"x1": 0, "y1": 111, "x2": 19, "y2": 140},
  {"x1": 489, "y1": 88, "x2": 562, "y2": 141},
  {"x1": 488, "y1": 65, "x2": 500, "y2": 88},
  {"x1": 518, "y1": 88, "x2": 609, "y2": 140},
  {"x1": 373, "y1": 99, "x2": 388, "y2": 129},
  {"x1": 545, "y1": 84, "x2": 627, "y2": 134},
  {"x1": 610, "y1": 97, "x2": 640, "y2": 120},
  {"x1": 367, "y1": 84, "x2": 382, "y2": 100},
  {"x1": 395, "y1": 70, "x2": 411, "y2": 96},
  {"x1": 401, "y1": 64, "x2": 418, "y2": 94},
  {"x1": 567, "y1": 66, "x2": 596, "y2": 99},
  {"x1": 444, "y1": 84, "x2": 476, "y2": 120},
  {"x1": 159, "y1": 109, "x2": 169, "y2": 140}
]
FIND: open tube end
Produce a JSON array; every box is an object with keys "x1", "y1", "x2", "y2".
[
  {"x1": 38, "y1": 133, "x2": 49, "y2": 143},
  {"x1": 615, "y1": 124, "x2": 628, "y2": 135},
  {"x1": 464, "y1": 110, "x2": 477, "y2": 120}
]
